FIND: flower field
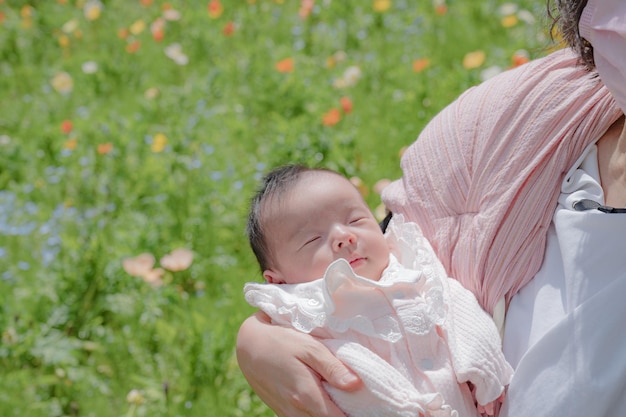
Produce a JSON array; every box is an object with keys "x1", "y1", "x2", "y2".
[{"x1": 1, "y1": 0, "x2": 553, "y2": 416}]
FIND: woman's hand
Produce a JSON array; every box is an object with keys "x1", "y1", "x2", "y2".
[{"x1": 236, "y1": 311, "x2": 362, "y2": 417}]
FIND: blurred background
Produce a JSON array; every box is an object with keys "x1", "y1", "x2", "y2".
[{"x1": 0, "y1": 0, "x2": 552, "y2": 415}]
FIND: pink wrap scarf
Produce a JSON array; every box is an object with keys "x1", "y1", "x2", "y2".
[{"x1": 381, "y1": 48, "x2": 622, "y2": 315}]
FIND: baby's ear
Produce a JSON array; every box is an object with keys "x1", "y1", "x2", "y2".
[{"x1": 263, "y1": 269, "x2": 285, "y2": 284}]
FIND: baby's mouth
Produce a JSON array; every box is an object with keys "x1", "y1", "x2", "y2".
[{"x1": 349, "y1": 257, "x2": 365, "y2": 267}]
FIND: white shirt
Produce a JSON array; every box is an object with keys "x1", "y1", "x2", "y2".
[{"x1": 501, "y1": 144, "x2": 626, "y2": 416}]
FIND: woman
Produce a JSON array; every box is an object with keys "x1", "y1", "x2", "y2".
[{"x1": 236, "y1": 1, "x2": 626, "y2": 416}]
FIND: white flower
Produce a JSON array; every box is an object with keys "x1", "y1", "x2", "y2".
[
  {"x1": 517, "y1": 10, "x2": 536, "y2": 25},
  {"x1": 62, "y1": 19, "x2": 79, "y2": 34},
  {"x1": 163, "y1": 9, "x2": 182, "y2": 21},
  {"x1": 480, "y1": 65, "x2": 503, "y2": 81},
  {"x1": 81, "y1": 61, "x2": 98, "y2": 74},
  {"x1": 498, "y1": 3, "x2": 518, "y2": 16},
  {"x1": 126, "y1": 389, "x2": 145, "y2": 405},
  {"x1": 343, "y1": 65, "x2": 362, "y2": 86},
  {"x1": 164, "y1": 43, "x2": 189, "y2": 66}
]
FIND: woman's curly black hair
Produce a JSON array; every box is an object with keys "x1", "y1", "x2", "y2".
[{"x1": 547, "y1": 0, "x2": 594, "y2": 70}]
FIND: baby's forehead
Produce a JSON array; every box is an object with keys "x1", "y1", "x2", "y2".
[{"x1": 298, "y1": 170, "x2": 353, "y2": 188}]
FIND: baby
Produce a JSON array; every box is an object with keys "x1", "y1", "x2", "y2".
[{"x1": 244, "y1": 165, "x2": 512, "y2": 417}]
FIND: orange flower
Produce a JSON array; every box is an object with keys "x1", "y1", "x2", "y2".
[
  {"x1": 435, "y1": 4, "x2": 447, "y2": 15},
  {"x1": 511, "y1": 50, "x2": 530, "y2": 67},
  {"x1": 160, "y1": 248, "x2": 194, "y2": 271},
  {"x1": 63, "y1": 138, "x2": 78, "y2": 150},
  {"x1": 152, "y1": 28, "x2": 164, "y2": 42},
  {"x1": 61, "y1": 120, "x2": 73, "y2": 134},
  {"x1": 97, "y1": 142, "x2": 113, "y2": 155},
  {"x1": 208, "y1": 0, "x2": 223, "y2": 19},
  {"x1": 340, "y1": 96, "x2": 353, "y2": 114},
  {"x1": 299, "y1": 0, "x2": 314, "y2": 19},
  {"x1": 412, "y1": 58, "x2": 430, "y2": 73},
  {"x1": 0, "y1": 12, "x2": 6, "y2": 24},
  {"x1": 117, "y1": 28, "x2": 130, "y2": 39},
  {"x1": 322, "y1": 108, "x2": 341, "y2": 126},
  {"x1": 140, "y1": 0, "x2": 153, "y2": 6},
  {"x1": 275, "y1": 57, "x2": 294, "y2": 73},
  {"x1": 151, "y1": 18, "x2": 165, "y2": 41},
  {"x1": 222, "y1": 21, "x2": 235, "y2": 36},
  {"x1": 126, "y1": 40, "x2": 141, "y2": 53}
]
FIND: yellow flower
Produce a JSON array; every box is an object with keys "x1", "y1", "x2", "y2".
[
  {"x1": 463, "y1": 50, "x2": 486, "y2": 70},
  {"x1": 373, "y1": 0, "x2": 391, "y2": 12},
  {"x1": 84, "y1": 0, "x2": 103, "y2": 21},
  {"x1": 144, "y1": 87, "x2": 160, "y2": 99},
  {"x1": 151, "y1": 133, "x2": 167, "y2": 152},
  {"x1": 160, "y1": 248, "x2": 194, "y2": 271},
  {"x1": 51, "y1": 71, "x2": 74, "y2": 94},
  {"x1": 130, "y1": 19, "x2": 146, "y2": 35},
  {"x1": 501, "y1": 15, "x2": 518, "y2": 28},
  {"x1": 20, "y1": 5, "x2": 33, "y2": 18},
  {"x1": 58, "y1": 35, "x2": 70, "y2": 48}
]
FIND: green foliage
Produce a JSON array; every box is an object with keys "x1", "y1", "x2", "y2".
[{"x1": 0, "y1": 0, "x2": 549, "y2": 416}]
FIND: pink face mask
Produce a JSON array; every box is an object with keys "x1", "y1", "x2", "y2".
[{"x1": 580, "y1": 0, "x2": 626, "y2": 115}]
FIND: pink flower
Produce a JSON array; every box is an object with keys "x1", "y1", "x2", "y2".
[
  {"x1": 160, "y1": 248, "x2": 193, "y2": 271},
  {"x1": 122, "y1": 253, "x2": 167, "y2": 288},
  {"x1": 122, "y1": 253, "x2": 155, "y2": 277}
]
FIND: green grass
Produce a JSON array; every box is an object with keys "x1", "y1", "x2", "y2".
[{"x1": 0, "y1": 1, "x2": 552, "y2": 416}]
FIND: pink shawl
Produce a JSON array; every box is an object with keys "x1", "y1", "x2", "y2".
[{"x1": 382, "y1": 48, "x2": 622, "y2": 314}]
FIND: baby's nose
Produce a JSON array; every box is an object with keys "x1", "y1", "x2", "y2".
[{"x1": 332, "y1": 226, "x2": 356, "y2": 251}]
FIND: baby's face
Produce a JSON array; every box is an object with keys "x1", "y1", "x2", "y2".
[{"x1": 262, "y1": 172, "x2": 390, "y2": 284}]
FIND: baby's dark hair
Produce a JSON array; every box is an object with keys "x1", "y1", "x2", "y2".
[
  {"x1": 247, "y1": 164, "x2": 335, "y2": 273},
  {"x1": 547, "y1": 0, "x2": 594, "y2": 70}
]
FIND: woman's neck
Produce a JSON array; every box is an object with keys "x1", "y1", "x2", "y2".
[{"x1": 597, "y1": 115, "x2": 626, "y2": 207}]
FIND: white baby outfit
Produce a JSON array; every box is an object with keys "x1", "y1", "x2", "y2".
[{"x1": 245, "y1": 215, "x2": 513, "y2": 417}]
